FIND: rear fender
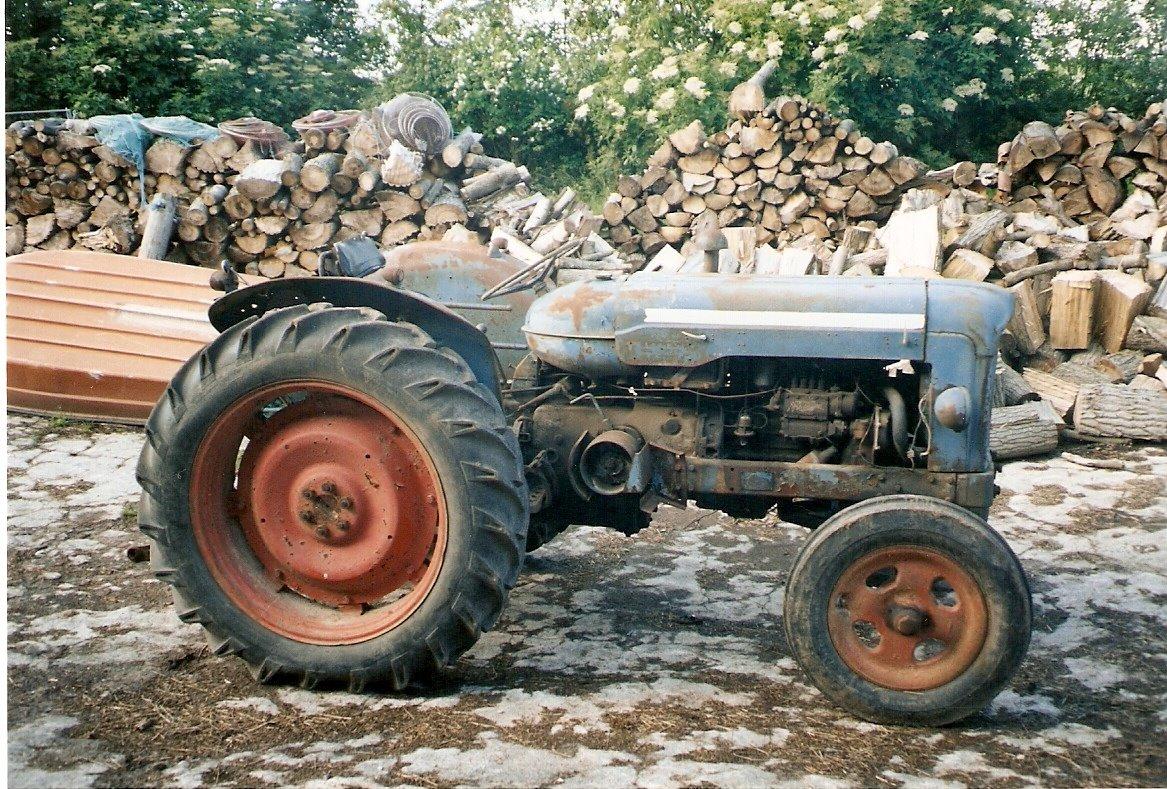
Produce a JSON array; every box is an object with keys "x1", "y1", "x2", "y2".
[{"x1": 208, "y1": 277, "x2": 504, "y2": 401}]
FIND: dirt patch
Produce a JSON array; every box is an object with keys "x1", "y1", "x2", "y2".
[{"x1": 1028, "y1": 484, "x2": 1069, "y2": 506}]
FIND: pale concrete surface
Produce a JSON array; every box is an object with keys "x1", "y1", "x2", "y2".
[{"x1": 6, "y1": 413, "x2": 1167, "y2": 787}]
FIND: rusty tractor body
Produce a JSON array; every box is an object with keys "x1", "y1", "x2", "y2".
[{"x1": 139, "y1": 239, "x2": 1032, "y2": 726}]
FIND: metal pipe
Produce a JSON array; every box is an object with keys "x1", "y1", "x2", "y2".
[{"x1": 882, "y1": 387, "x2": 910, "y2": 461}]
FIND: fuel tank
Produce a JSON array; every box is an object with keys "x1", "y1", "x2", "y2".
[{"x1": 522, "y1": 272, "x2": 1012, "y2": 378}]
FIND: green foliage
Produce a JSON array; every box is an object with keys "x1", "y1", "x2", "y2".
[
  {"x1": 376, "y1": 0, "x2": 586, "y2": 193},
  {"x1": 4, "y1": 0, "x2": 381, "y2": 126},
  {"x1": 570, "y1": 0, "x2": 1040, "y2": 168},
  {"x1": 6, "y1": 0, "x2": 1163, "y2": 196},
  {"x1": 1034, "y1": 0, "x2": 1167, "y2": 116}
]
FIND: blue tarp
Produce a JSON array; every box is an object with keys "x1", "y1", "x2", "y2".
[{"x1": 88, "y1": 114, "x2": 220, "y2": 203}]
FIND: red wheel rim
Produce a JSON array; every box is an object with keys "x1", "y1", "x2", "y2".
[
  {"x1": 189, "y1": 381, "x2": 447, "y2": 645},
  {"x1": 827, "y1": 545, "x2": 988, "y2": 691}
]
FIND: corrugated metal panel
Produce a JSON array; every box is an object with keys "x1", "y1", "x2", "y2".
[{"x1": 6, "y1": 251, "x2": 225, "y2": 424}]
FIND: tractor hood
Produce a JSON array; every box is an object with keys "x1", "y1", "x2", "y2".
[{"x1": 523, "y1": 272, "x2": 1012, "y2": 379}]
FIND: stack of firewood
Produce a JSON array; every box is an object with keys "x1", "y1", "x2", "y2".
[
  {"x1": 5, "y1": 117, "x2": 150, "y2": 256},
  {"x1": 600, "y1": 84, "x2": 928, "y2": 270},
  {"x1": 5, "y1": 98, "x2": 611, "y2": 281}
]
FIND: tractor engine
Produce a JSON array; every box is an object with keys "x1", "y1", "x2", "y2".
[
  {"x1": 510, "y1": 356, "x2": 919, "y2": 529},
  {"x1": 509, "y1": 271, "x2": 1012, "y2": 532}
]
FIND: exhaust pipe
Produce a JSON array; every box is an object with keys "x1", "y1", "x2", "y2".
[{"x1": 579, "y1": 428, "x2": 651, "y2": 496}]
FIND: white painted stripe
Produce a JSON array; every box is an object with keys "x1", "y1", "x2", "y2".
[{"x1": 642, "y1": 307, "x2": 925, "y2": 332}]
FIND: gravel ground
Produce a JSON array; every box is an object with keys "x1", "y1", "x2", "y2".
[{"x1": 6, "y1": 412, "x2": 1167, "y2": 788}]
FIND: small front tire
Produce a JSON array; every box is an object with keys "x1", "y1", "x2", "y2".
[{"x1": 783, "y1": 495, "x2": 1030, "y2": 726}]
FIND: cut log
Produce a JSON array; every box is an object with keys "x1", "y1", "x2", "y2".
[
  {"x1": 1049, "y1": 271, "x2": 1097, "y2": 350},
  {"x1": 1095, "y1": 350, "x2": 1144, "y2": 383},
  {"x1": 339, "y1": 209, "x2": 383, "y2": 237},
  {"x1": 992, "y1": 359, "x2": 1039, "y2": 407},
  {"x1": 380, "y1": 219, "x2": 419, "y2": 246},
  {"x1": 144, "y1": 138, "x2": 189, "y2": 176},
  {"x1": 1007, "y1": 280, "x2": 1047, "y2": 355},
  {"x1": 1083, "y1": 166, "x2": 1122, "y2": 214},
  {"x1": 728, "y1": 59, "x2": 778, "y2": 117},
  {"x1": 878, "y1": 204, "x2": 940, "y2": 276},
  {"x1": 1022, "y1": 368, "x2": 1080, "y2": 417},
  {"x1": 289, "y1": 221, "x2": 337, "y2": 250},
  {"x1": 236, "y1": 158, "x2": 289, "y2": 200},
  {"x1": 461, "y1": 164, "x2": 521, "y2": 200},
  {"x1": 1124, "y1": 314, "x2": 1167, "y2": 353},
  {"x1": 942, "y1": 248, "x2": 993, "y2": 281},
  {"x1": 990, "y1": 402, "x2": 1060, "y2": 460},
  {"x1": 442, "y1": 128, "x2": 483, "y2": 167},
  {"x1": 994, "y1": 240, "x2": 1039, "y2": 274},
  {"x1": 300, "y1": 152, "x2": 344, "y2": 193},
  {"x1": 721, "y1": 226, "x2": 757, "y2": 270},
  {"x1": 424, "y1": 191, "x2": 468, "y2": 226},
  {"x1": 301, "y1": 190, "x2": 339, "y2": 224},
  {"x1": 668, "y1": 121, "x2": 706, "y2": 156},
  {"x1": 137, "y1": 194, "x2": 177, "y2": 260},
  {"x1": 1008, "y1": 121, "x2": 1060, "y2": 170},
  {"x1": 1073, "y1": 384, "x2": 1167, "y2": 440},
  {"x1": 1094, "y1": 271, "x2": 1152, "y2": 352}
]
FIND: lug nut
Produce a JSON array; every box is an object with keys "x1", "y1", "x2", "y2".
[
  {"x1": 302, "y1": 489, "x2": 315, "y2": 500},
  {"x1": 299, "y1": 510, "x2": 316, "y2": 524},
  {"x1": 315, "y1": 526, "x2": 330, "y2": 539},
  {"x1": 339, "y1": 497, "x2": 354, "y2": 510},
  {"x1": 322, "y1": 482, "x2": 337, "y2": 495},
  {"x1": 337, "y1": 521, "x2": 350, "y2": 531}
]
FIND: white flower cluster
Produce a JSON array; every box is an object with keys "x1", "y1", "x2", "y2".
[
  {"x1": 656, "y1": 87, "x2": 677, "y2": 110},
  {"x1": 623, "y1": 77, "x2": 641, "y2": 94},
  {"x1": 953, "y1": 77, "x2": 987, "y2": 97},
  {"x1": 650, "y1": 57, "x2": 679, "y2": 81},
  {"x1": 907, "y1": 30, "x2": 929, "y2": 41},
  {"x1": 92, "y1": 64, "x2": 112, "y2": 74},
  {"x1": 972, "y1": 26, "x2": 998, "y2": 45},
  {"x1": 942, "y1": 98, "x2": 958, "y2": 112},
  {"x1": 1000, "y1": 67, "x2": 1015, "y2": 82},
  {"x1": 683, "y1": 76, "x2": 707, "y2": 100},
  {"x1": 898, "y1": 103, "x2": 914, "y2": 116}
]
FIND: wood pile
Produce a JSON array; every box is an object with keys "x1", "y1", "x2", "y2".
[
  {"x1": 601, "y1": 68, "x2": 929, "y2": 271},
  {"x1": 5, "y1": 116, "x2": 151, "y2": 256},
  {"x1": 5, "y1": 99, "x2": 611, "y2": 282}
]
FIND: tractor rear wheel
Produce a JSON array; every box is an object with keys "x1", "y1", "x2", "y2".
[
  {"x1": 783, "y1": 495, "x2": 1030, "y2": 725},
  {"x1": 137, "y1": 303, "x2": 528, "y2": 689}
]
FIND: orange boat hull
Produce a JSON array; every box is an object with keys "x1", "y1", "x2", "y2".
[{"x1": 6, "y1": 251, "x2": 223, "y2": 424}]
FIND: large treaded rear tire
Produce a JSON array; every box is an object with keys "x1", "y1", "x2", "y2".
[{"x1": 136, "y1": 303, "x2": 528, "y2": 690}]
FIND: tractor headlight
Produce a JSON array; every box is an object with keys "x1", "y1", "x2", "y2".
[{"x1": 934, "y1": 387, "x2": 971, "y2": 432}]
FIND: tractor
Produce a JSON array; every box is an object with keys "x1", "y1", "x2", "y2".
[{"x1": 137, "y1": 237, "x2": 1030, "y2": 726}]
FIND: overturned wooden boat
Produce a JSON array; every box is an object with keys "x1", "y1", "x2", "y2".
[{"x1": 6, "y1": 251, "x2": 222, "y2": 424}]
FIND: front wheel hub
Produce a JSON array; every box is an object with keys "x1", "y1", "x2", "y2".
[{"x1": 828, "y1": 545, "x2": 988, "y2": 691}]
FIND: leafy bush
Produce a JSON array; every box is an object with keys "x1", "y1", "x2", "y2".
[
  {"x1": 6, "y1": 0, "x2": 1164, "y2": 199},
  {"x1": 5, "y1": 0, "x2": 380, "y2": 126}
]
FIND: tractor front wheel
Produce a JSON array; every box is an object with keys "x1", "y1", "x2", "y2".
[
  {"x1": 137, "y1": 304, "x2": 528, "y2": 689},
  {"x1": 783, "y1": 495, "x2": 1030, "y2": 726}
]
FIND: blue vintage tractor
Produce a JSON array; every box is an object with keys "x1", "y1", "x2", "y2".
[{"x1": 138, "y1": 238, "x2": 1030, "y2": 725}]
